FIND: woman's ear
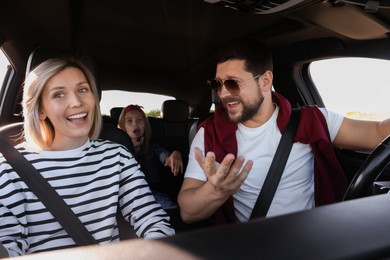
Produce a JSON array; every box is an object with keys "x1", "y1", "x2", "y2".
[
  {"x1": 39, "y1": 111, "x2": 46, "y2": 120},
  {"x1": 259, "y1": 70, "x2": 273, "y2": 92}
]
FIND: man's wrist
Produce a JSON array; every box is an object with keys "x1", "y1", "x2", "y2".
[{"x1": 204, "y1": 181, "x2": 229, "y2": 201}]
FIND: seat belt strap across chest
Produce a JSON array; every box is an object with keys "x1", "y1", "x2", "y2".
[
  {"x1": 250, "y1": 108, "x2": 300, "y2": 219},
  {"x1": 0, "y1": 136, "x2": 98, "y2": 246}
]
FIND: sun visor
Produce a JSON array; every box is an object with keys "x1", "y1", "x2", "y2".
[
  {"x1": 294, "y1": 4, "x2": 390, "y2": 40},
  {"x1": 202, "y1": 0, "x2": 318, "y2": 14}
]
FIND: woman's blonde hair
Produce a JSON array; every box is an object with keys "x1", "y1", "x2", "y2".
[{"x1": 22, "y1": 57, "x2": 102, "y2": 149}]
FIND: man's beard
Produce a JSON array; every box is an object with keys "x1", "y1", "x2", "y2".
[{"x1": 222, "y1": 91, "x2": 264, "y2": 124}]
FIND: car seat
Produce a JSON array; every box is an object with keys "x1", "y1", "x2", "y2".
[
  {"x1": 160, "y1": 99, "x2": 190, "y2": 167},
  {"x1": 188, "y1": 89, "x2": 219, "y2": 145},
  {"x1": 147, "y1": 100, "x2": 190, "y2": 203},
  {"x1": 110, "y1": 106, "x2": 124, "y2": 126}
]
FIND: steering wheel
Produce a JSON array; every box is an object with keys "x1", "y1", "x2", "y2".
[{"x1": 343, "y1": 135, "x2": 390, "y2": 201}]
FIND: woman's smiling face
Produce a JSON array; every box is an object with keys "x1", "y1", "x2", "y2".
[{"x1": 39, "y1": 66, "x2": 95, "y2": 150}]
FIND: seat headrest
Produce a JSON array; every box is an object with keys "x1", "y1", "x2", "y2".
[
  {"x1": 26, "y1": 47, "x2": 101, "y2": 100},
  {"x1": 110, "y1": 107, "x2": 124, "y2": 126},
  {"x1": 161, "y1": 100, "x2": 189, "y2": 122}
]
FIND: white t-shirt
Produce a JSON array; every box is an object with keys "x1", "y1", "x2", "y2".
[{"x1": 184, "y1": 106, "x2": 343, "y2": 222}]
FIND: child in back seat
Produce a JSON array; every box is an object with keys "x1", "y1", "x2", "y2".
[{"x1": 117, "y1": 104, "x2": 183, "y2": 209}]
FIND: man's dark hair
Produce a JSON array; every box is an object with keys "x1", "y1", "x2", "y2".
[{"x1": 216, "y1": 38, "x2": 273, "y2": 76}]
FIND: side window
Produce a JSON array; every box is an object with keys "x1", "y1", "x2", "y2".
[
  {"x1": 0, "y1": 50, "x2": 10, "y2": 87},
  {"x1": 100, "y1": 90, "x2": 175, "y2": 117},
  {"x1": 309, "y1": 58, "x2": 390, "y2": 120}
]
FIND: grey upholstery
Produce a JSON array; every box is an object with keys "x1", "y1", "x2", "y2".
[
  {"x1": 161, "y1": 100, "x2": 189, "y2": 122},
  {"x1": 160, "y1": 100, "x2": 190, "y2": 156},
  {"x1": 110, "y1": 107, "x2": 124, "y2": 126}
]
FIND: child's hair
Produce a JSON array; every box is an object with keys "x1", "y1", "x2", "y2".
[
  {"x1": 22, "y1": 57, "x2": 102, "y2": 149},
  {"x1": 117, "y1": 104, "x2": 151, "y2": 160}
]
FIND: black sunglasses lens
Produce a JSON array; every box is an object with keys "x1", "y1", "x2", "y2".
[
  {"x1": 209, "y1": 79, "x2": 222, "y2": 92},
  {"x1": 208, "y1": 79, "x2": 240, "y2": 93},
  {"x1": 224, "y1": 80, "x2": 240, "y2": 93}
]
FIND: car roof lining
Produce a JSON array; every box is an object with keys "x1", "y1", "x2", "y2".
[{"x1": 1, "y1": 1, "x2": 390, "y2": 116}]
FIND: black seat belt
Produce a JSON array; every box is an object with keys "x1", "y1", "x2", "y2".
[
  {"x1": 250, "y1": 109, "x2": 300, "y2": 219},
  {"x1": 0, "y1": 136, "x2": 98, "y2": 246}
]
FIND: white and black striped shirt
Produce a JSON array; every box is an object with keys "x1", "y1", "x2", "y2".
[{"x1": 0, "y1": 139, "x2": 175, "y2": 256}]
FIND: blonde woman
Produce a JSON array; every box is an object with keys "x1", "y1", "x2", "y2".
[{"x1": 0, "y1": 58, "x2": 174, "y2": 257}]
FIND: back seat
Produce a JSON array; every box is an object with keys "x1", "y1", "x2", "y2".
[
  {"x1": 152, "y1": 100, "x2": 213, "y2": 232},
  {"x1": 104, "y1": 101, "x2": 191, "y2": 193},
  {"x1": 109, "y1": 107, "x2": 123, "y2": 127},
  {"x1": 147, "y1": 100, "x2": 190, "y2": 203},
  {"x1": 104, "y1": 101, "x2": 211, "y2": 231},
  {"x1": 108, "y1": 101, "x2": 193, "y2": 163},
  {"x1": 102, "y1": 101, "x2": 216, "y2": 231},
  {"x1": 159, "y1": 100, "x2": 190, "y2": 166}
]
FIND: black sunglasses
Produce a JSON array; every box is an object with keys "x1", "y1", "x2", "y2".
[{"x1": 207, "y1": 75, "x2": 260, "y2": 95}]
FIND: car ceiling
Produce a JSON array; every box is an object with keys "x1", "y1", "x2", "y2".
[{"x1": 0, "y1": 0, "x2": 390, "y2": 114}]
